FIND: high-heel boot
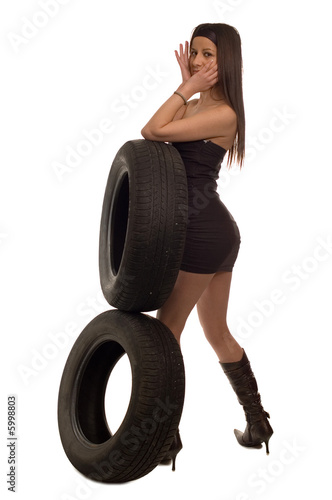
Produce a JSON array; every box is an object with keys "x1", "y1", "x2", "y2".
[
  {"x1": 220, "y1": 350, "x2": 273, "y2": 454},
  {"x1": 159, "y1": 429, "x2": 183, "y2": 471}
]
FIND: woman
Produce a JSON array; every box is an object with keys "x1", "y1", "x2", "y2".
[{"x1": 141, "y1": 23, "x2": 273, "y2": 470}]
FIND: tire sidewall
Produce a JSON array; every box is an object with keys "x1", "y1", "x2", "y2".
[
  {"x1": 99, "y1": 145, "x2": 134, "y2": 303},
  {"x1": 99, "y1": 139, "x2": 188, "y2": 312},
  {"x1": 58, "y1": 310, "x2": 183, "y2": 482}
]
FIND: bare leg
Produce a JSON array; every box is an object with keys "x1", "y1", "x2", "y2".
[
  {"x1": 196, "y1": 271, "x2": 243, "y2": 363},
  {"x1": 157, "y1": 270, "x2": 215, "y2": 345}
]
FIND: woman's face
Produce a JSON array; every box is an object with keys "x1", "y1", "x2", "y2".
[{"x1": 189, "y1": 36, "x2": 218, "y2": 76}]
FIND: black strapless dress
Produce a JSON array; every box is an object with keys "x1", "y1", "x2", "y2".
[{"x1": 171, "y1": 140, "x2": 241, "y2": 274}]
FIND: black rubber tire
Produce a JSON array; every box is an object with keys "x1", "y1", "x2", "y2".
[
  {"x1": 99, "y1": 139, "x2": 188, "y2": 312},
  {"x1": 57, "y1": 310, "x2": 185, "y2": 483}
]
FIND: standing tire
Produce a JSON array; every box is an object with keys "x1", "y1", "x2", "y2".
[
  {"x1": 57, "y1": 310, "x2": 185, "y2": 483},
  {"x1": 99, "y1": 139, "x2": 188, "y2": 312}
]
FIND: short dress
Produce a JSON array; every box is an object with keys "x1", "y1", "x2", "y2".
[{"x1": 171, "y1": 139, "x2": 241, "y2": 274}]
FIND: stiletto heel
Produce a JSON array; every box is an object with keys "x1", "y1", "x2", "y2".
[
  {"x1": 159, "y1": 429, "x2": 182, "y2": 471},
  {"x1": 172, "y1": 456, "x2": 176, "y2": 471},
  {"x1": 265, "y1": 437, "x2": 270, "y2": 455}
]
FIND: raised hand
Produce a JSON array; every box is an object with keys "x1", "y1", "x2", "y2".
[
  {"x1": 175, "y1": 41, "x2": 191, "y2": 83},
  {"x1": 188, "y1": 60, "x2": 219, "y2": 94}
]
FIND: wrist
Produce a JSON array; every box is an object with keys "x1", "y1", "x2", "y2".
[{"x1": 176, "y1": 80, "x2": 195, "y2": 101}]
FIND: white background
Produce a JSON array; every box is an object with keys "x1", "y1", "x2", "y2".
[{"x1": 1, "y1": 0, "x2": 331, "y2": 499}]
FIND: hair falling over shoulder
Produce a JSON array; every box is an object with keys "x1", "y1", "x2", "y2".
[{"x1": 191, "y1": 23, "x2": 245, "y2": 168}]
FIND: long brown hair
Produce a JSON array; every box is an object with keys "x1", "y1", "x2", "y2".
[{"x1": 190, "y1": 23, "x2": 245, "y2": 168}]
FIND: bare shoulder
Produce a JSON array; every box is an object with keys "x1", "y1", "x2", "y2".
[
  {"x1": 206, "y1": 103, "x2": 237, "y2": 149},
  {"x1": 185, "y1": 99, "x2": 236, "y2": 124},
  {"x1": 215, "y1": 102, "x2": 237, "y2": 124}
]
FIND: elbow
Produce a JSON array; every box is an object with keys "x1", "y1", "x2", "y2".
[
  {"x1": 141, "y1": 126, "x2": 151, "y2": 140},
  {"x1": 141, "y1": 125, "x2": 163, "y2": 141}
]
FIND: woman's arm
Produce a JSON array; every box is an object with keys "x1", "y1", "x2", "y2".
[
  {"x1": 141, "y1": 81, "x2": 193, "y2": 139},
  {"x1": 141, "y1": 104, "x2": 236, "y2": 142},
  {"x1": 141, "y1": 61, "x2": 227, "y2": 142}
]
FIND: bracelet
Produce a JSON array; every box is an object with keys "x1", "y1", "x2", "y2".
[{"x1": 173, "y1": 91, "x2": 188, "y2": 105}]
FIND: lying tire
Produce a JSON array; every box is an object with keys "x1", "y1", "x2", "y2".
[
  {"x1": 57, "y1": 310, "x2": 185, "y2": 483},
  {"x1": 99, "y1": 139, "x2": 188, "y2": 312}
]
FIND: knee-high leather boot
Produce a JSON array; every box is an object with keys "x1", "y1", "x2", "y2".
[{"x1": 220, "y1": 350, "x2": 273, "y2": 454}]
